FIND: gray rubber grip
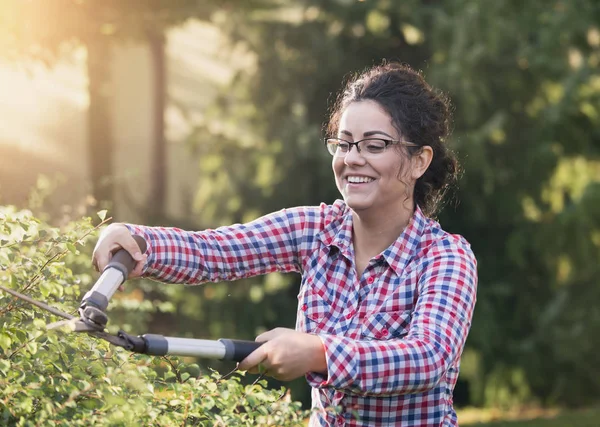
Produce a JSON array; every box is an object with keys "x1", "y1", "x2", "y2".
[
  {"x1": 219, "y1": 339, "x2": 263, "y2": 362},
  {"x1": 81, "y1": 291, "x2": 109, "y2": 311},
  {"x1": 105, "y1": 235, "x2": 148, "y2": 279}
]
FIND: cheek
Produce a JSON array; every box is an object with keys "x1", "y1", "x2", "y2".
[
  {"x1": 394, "y1": 164, "x2": 410, "y2": 182},
  {"x1": 332, "y1": 158, "x2": 343, "y2": 177},
  {"x1": 389, "y1": 153, "x2": 411, "y2": 182}
]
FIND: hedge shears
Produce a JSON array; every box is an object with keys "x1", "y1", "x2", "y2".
[{"x1": 0, "y1": 236, "x2": 261, "y2": 362}]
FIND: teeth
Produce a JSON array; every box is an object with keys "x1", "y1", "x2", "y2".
[{"x1": 347, "y1": 176, "x2": 374, "y2": 184}]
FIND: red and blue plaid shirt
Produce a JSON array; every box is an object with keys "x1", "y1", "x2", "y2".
[{"x1": 127, "y1": 200, "x2": 477, "y2": 426}]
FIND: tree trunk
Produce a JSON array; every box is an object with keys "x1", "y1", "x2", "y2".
[
  {"x1": 87, "y1": 36, "x2": 115, "y2": 209},
  {"x1": 148, "y1": 30, "x2": 166, "y2": 219}
]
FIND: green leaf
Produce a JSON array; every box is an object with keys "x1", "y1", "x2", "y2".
[
  {"x1": 97, "y1": 210, "x2": 108, "y2": 221},
  {"x1": 26, "y1": 341, "x2": 38, "y2": 355},
  {"x1": 0, "y1": 333, "x2": 12, "y2": 351},
  {"x1": 39, "y1": 281, "x2": 52, "y2": 298}
]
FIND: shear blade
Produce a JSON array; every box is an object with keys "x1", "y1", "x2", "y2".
[
  {"x1": 46, "y1": 319, "x2": 75, "y2": 331},
  {"x1": 46, "y1": 318, "x2": 100, "y2": 333}
]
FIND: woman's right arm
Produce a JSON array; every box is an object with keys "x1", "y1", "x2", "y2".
[{"x1": 92, "y1": 207, "x2": 320, "y2": 285}]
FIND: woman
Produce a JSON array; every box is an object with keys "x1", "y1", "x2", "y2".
[{"x1": 93, "y1": 62, "x2": 477, "y2": 426}]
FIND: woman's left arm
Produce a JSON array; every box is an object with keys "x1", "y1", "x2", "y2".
[{"x1": 309, "y1": 236, "x2": 477, "y2": 396}]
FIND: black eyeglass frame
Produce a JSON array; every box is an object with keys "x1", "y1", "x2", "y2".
[{"x1": 323, "y1": 137, "x2": 419, "y2": 156}]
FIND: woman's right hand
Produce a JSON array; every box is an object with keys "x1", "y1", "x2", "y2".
[{"x1": 92, "y1": 223, "x2": 148, "y2": 278}]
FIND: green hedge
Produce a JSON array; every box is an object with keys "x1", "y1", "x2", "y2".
[{"x1": 0, "y1": 206, "x2": 307, "y2": 426}]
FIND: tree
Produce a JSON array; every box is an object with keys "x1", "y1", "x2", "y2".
[
  {"x1": 0, "y1": 0, "x2": 217, "y2": 209},
  {"x1": 426, "y1": 0, "x2": 600, "y2": 406},
  {"x1": 181, "y1": 0, "x2": 600, "y2": 407}
]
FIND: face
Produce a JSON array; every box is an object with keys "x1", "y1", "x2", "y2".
[{"x1": 332, "y1": 100, "x2": 431, "y2": 215}]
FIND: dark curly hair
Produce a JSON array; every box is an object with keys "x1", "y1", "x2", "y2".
[{"x1": 327, "y1": 62, "x2": 459, "y2": 217}]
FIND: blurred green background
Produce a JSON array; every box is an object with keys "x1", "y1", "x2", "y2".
[{"x1": 1, "y1": 0, "x2": 599, "y2": 424}]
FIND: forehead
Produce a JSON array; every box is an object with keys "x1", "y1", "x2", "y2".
[{"x1": 338, "y1": 100, "x2": 396, "y2": 135}]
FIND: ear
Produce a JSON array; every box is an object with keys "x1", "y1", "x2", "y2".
[{"x1": 411, "y1": 146, "x2": 433, "y2": 180}]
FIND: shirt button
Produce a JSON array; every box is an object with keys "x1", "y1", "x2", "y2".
[
  {"x1": 380, "y1": 328, "x2": 389, "y2": 337},
  {"x1": 301, "y1": 304, "x2": 308, "y2": 311},
  {"x1": 345, "y1": 311, "x2": 354, "y2": 320},
  {"x1": 367, "y1": 276, "x2": 374, "y2": 284}
]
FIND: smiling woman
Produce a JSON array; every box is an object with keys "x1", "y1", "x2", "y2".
[
  {"x1": 91, "y1": 61, "x2": 477, "y2": 427},
  {"x1": 327, "y1": 62, "x2": 458, "y2": 219}
]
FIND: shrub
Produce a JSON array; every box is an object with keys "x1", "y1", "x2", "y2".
[{"x1": 0, "y1": 206, "x2": 306, "y2": 426}]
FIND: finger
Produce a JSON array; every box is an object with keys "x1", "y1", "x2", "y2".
[
  {"x1": 255, "y1": 333, "x2": 270, "y2": 343},
  {"x1": 129, "y1": 254, "x2": 147, "y2": 278},
  {"x1": 237, "y1": 346, "x2": 267, "y2": 372},
  {"x1": 255, "y1": 327, "x2": 291, "y2": 342},
  {"x1": 93, "y1": 251, "x2": 110, "y2": 273},
  {"x1": 114, "y1": 235, "x2": 145, "y2": 262},
  {"x1": 93, "y1": 224, "x2": 118, "y2": 271},
  {"x1": 255, "y1": 328, "x2": 280, "y2": 343},
  {"x1": 245, "y1": 362, "x2": 264, "y2": 375},
  {"x1": 93, "y1": 239, "x2": 119, "y2": 272}
]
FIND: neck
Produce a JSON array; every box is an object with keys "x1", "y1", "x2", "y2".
[{"x1": 351, "y1": 201, "x2": 414, "y2": 258}]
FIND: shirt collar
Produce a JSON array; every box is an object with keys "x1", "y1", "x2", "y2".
[
  {"x1": 318, "y1": 201, "x2": 428, "y2": 275},
  {"x1": 381, "y1": 205, "x2": 428, "y2": 275},
  {"x1": 318, "y1": 201, "x2": 354, "y2": 259}
]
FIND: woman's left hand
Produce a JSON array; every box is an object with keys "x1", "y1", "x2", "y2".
[{"x1": 237, "y1": 328, "x2": 327, "y2": 381}]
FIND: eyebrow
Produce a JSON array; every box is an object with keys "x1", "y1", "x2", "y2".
[{"x1": 339, "y1": 130, "x2": 395, "y2": 139}]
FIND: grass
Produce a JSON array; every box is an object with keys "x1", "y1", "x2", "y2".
[
  {"x1": 301, "y1": 406, "x2": 600, "y2": 426},
  {"x1": 460, "y1": 406, "x2": 600, "y2": 426}
]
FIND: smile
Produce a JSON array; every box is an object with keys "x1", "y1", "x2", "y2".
[{"x1": 346, "y1": 176, "x2": 375, "y2": 184}]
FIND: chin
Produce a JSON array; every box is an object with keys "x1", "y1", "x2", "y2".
[{"x1": 343, "y1": 195, "x2": 372, "y2": 212}]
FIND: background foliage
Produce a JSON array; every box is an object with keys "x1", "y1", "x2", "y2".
[
  {"x1": 183, "y1": 0, "x2": 600, "y2": 408},
  {"x1": 0, "y1": 0, "x2": 599, "y2": 419}
]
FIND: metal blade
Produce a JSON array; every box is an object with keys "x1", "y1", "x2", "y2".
[
  {"x1": 46, "y1": 318, "x2": 85, "y2": 331},
  {"x1": 0, "y1": 284, "x2": 75, "y2": 320},
  {"x1": 0, "y1": 285, "x2": 131, "y2": 350},
  {"x1": 48, "y1": 318, "x2": 104, "y2": 333}
]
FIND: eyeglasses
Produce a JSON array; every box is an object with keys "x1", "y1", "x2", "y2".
[{"x1": 324, "y1": 137, "x2": 418, "y2": 158}]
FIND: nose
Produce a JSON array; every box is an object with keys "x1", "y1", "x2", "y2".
[{"x1": 343, "y1": 145, "x2": 366, "y2": 166}]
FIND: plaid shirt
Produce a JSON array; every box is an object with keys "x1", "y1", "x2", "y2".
[{"x1": 127, "y1": 200, "x2": 477, "y2": 426}]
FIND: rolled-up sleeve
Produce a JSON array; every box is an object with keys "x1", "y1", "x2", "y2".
[{"x1": 124, "y1": 207, "x2": 318, "y2": 284}]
